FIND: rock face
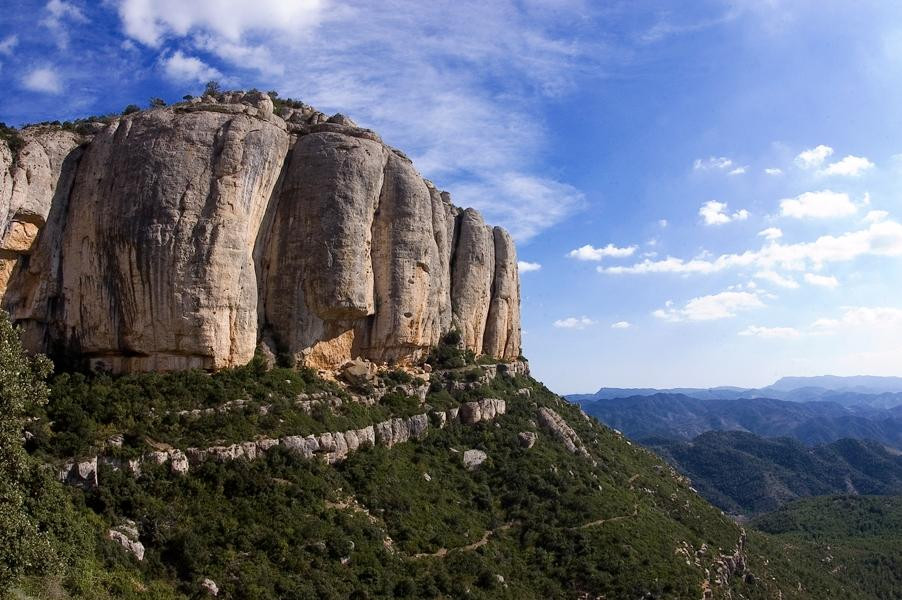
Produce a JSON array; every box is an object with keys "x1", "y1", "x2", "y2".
[{"x1": 0, "y1": 95, "x2": 521, "y2": 371}]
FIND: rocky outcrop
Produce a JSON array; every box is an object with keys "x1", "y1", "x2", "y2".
[
  {"x1": 108, "y1": 521, "x2": 145, "y2": 561},
  {"x1": 462, "y1": 449, "x2": 488, "y2": 470},
  {"x1": 0, "y1": 94, "x2": 521, "y2": 371},
  {"x1": 537, "y1": 407, "x2": 589, "y2": 458},
  {"x1": 67, "y1": 397, "x2": 508, "y2": 484}
]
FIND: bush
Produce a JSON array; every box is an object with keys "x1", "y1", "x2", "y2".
[{"x1": 121, "y1": 105, "x2": 140, "y2": 116}]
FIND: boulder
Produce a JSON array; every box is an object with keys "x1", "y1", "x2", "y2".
[
  {"x1": 462, "y1": 449, "x2": 488, "y2": 470},
  {"x1": 518, "y1": 432, "x2": 537, "y2": 449}
]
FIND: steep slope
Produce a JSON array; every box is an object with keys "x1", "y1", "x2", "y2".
[
  {"x1": 647, "y1": 431, "x2": 902, "y2": 515},
  {"x1": 581, "y1": 393, "x2": 902, "y2": 448},
  {"x1": 0, "y1": 93, "x2": 520, "y2": 372},
  {"x1": 750, "y1": 496, "x2": 902, "y2": 600},
  {"x1": 17, "y1": 355, "x2": 870, "y2": 599}
]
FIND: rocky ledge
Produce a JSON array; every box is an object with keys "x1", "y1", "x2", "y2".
[{"x1": 0, "y1": 91, "x2": 520, "y2": 372}]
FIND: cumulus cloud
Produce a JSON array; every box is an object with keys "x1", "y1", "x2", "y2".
[
  {"x1": 611, "y1": 321, "x2": 631, "y2": 329},
  {"x1": 517, "y1": 260, "x2": 541, "y2": 273},
  {"x1": 758, "y1": 227, "x2": 783, "y2": 240},
  {"x1": 764, "y1": 167, "x2": 783, "y2": 175},
  {"x1": 864, "y1": 210, "x2": 889, "y2": 223},
  {"x1": 22, "y1": 67, "x2": 62, "y2": 94},
  {"x1": 553, "y1": 316, "x2": 597, "y2": 329},
  {"x1": 161, "y1": 50, "x2": 222, "y2": 83},
  {"x1": 699, "y1": 200, "x2": 749, "y2": 225},
  {"x1": 754, "y1": 270, "x2": 799, "y2": 289},
  {"x1": 779, "y1": 190, "x2": 857, "y2": 219},
  {"x1": 600, "y1": 219, "x2": 902, "y2": 275},
  {"x1": 820, "y1": 155, "x2": 874, "y2": 177},
  {"x1": 693, "y1": 156, "x2": 734, "y2": 171},
  {"x1": 653, "y1": 291, "x2": 765, "y2": 322},
  {"x1": 804, "y1": 273, "x2": 839, "y2": 288},
  {"x1": 568, "y1": 243, "x2": 637, "y2": 261},
  {"x1": 117, "y1": 0, "x2": 329, "y2": 47},
  {"x1": 794, "y1": 144, "x2": 833, "y2": 169},
  {"x1": 738, "y1": 325, "x2": 801, "y2": 339},
  {"x1": 728, "y1": 166, "x2": 747, "y2": 176}
]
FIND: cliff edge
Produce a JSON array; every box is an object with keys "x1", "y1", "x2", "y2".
[{"x1": 0, "y1": 92, "x2": 520, "y2": 371}]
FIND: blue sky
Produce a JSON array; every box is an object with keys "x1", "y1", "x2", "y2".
[{"x1": 3, "y1": 1, "x2": 902, "y2": 394}]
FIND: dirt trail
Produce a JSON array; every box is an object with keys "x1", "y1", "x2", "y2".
[
  {"x1": 412, "y1": 522, "x2": 516, "y2": 559},
  {"x1": 570, "y1": 504, "x2": 638, "y2": 531}
]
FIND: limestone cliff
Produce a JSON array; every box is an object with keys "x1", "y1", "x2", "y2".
[{"x1": 0, "y1": 92, "x2": 521, "y2": 371}]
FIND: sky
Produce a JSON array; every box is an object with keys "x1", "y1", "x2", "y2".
[{"x1": 3, "y1": 1, "x2": 902, "y2": 394}]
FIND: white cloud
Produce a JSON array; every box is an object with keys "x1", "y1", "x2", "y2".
[
  {"x1": 601, "y1": 219, "x2": 902, "y2": 275},
  {"x1": 728, "y1": 166, "x2": 748, "y2": 176},
  {"x1": 754, "y1": 270, "x2": 799, "y2": 289},
  {"x1": 738, "y1": 325, "x2": 801, "y2": 339},
  {"x1": 117, "y1": 0, "x2": 329, "y2": 47},
  {"x1": 553, "y1": 316, "x2": 597, "y2": 329},
  {"x1": 116, "y1": 1, "x2": 590, "y2": 242},
  {"x1": 161, "y1": 50, "x2": 222, "y2": 83},
  {"x1": 653, "y1": 291, "x2": 765, "y2": 322},
  {"x1": 568, "y1": 243, "x2": 637, "y2": 261},
  {"x1": 22, "y1": 67, "x2": 62, "y2": 94},
  {"x1": 804, "y1": 273, "x2": 839, "y2": 288},
  {"x1": 0, "y1": 34, "x2": 18, "y2": 56},
  {"x1": 864, "y1": 210, "x2": 889, "y2": 223},
  {"x1": 794, "y1": 145, "x2": 833, "y2": 169},
  {"x1": 693, "y1": 156, "x2": 734, "y2": 171},
  {"x1": 455, "y1": 173, "x2": 585, "y2": 241},
  {"x1": 41, "y1": 0, "x2": 88, "y2": 49},
  {"x1": 699, "y1": 200, "x2": 749, "y2": 225},
  {"x1": 819, "y1": 155, "x2": 874, "y2": 177},
  {"x1": 611, "y1": 321, "x2": 631, "y2": 329},
  {"x1": 517, "y1": 260, "x2": 541, "y2": 273},
  {"x1": 779, "y1": 190, "x2": 857, "y2": 219},
  {"x1": 758, "y1": 227, "x2": 783, "y2": 240},
  {"x1": 764, "y1": 167, "x2": 783, "y2": 176},
  {"x1": 658, "y1": 219, "x2": 668, "y2": 228},
  {"x1": 811, "y1": 306, "x2": 902, "y2": 334}
]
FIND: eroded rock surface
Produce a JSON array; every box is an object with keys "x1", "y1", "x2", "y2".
[{"x1": 1, "y1": 97, "x2": 521, "y2": 371}]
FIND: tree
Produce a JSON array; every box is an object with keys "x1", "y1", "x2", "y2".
[
  {"x1": 0, "y1": 310, "x2": 54, "y2": 594},
  {"x1": 121, "y1": 104, "x2": 140, "y2": 115},
  {"x1": 203, "y1": 80, "x2": 221, "y2": 97},
  {"x1": 149, "y1": 97, "x2": 167, "y2": 108}
]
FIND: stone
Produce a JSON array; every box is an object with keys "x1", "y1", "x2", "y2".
[
  {"x1": 169, "y1": 449, "x2": 190, "y2": 474},
  {"x1": 1, "y1": 101, "x2": 520, "y2": 372},
  {"x1": 340, "y1": 358, "x2": 378, "y2": 386},
  {"x1": 518, "y1": 432, "x2": 537, "y2": 449},
  {"x1": 537, "y1": 407, "x2": 589, "y2": 458},
  {"x1": 201, "y1": 578, "x2": 219, "y2": 596},
  {"x1": 108, "y1": 528, "x2": 145, "y2": 561},
  {"x1": 459, "y1": 401, "x2": 483, "y2": 425},
  {"x1": 462, "y1": 449, "x2": 488, "y2": 470}
]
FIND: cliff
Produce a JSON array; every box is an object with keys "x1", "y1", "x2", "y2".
[{"x1": 0, "y1": 92, "x2": 521, "y2": 372}]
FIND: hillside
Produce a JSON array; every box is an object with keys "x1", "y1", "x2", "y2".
[
  {"x1": 647, "y1": 431, "x2": 902, "y2": 515},
  {"x1": 0, "y1": 333, "x2": 872, "y2": 599},
  {"x1": 751, "y1": 496, "x2": 902, "y2": 600},
  {"x1": 581, "y1": 393, "x2": 902, "y2": 448}
]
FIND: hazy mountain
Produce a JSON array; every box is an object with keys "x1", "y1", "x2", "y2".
[
  {"x1": 646, "y1": 431, "x2": 902, "y2": 515},
  {"x1": 568, "y1": 375, "x2": 902, "y2": 409},
  {"x1": 580, "y1": 393, "x2": 902, "y2": 448}
]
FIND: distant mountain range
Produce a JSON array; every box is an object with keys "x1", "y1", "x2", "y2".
[
  {"x1": 577, "y1": 393, "x2": 902, "y2": 448},
  {"x1": 646, "y1": 431, "x2": 902, "y2": 515},
  {"x1": 568, "y1": 375, "x2": 902, "y2": 409}
]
